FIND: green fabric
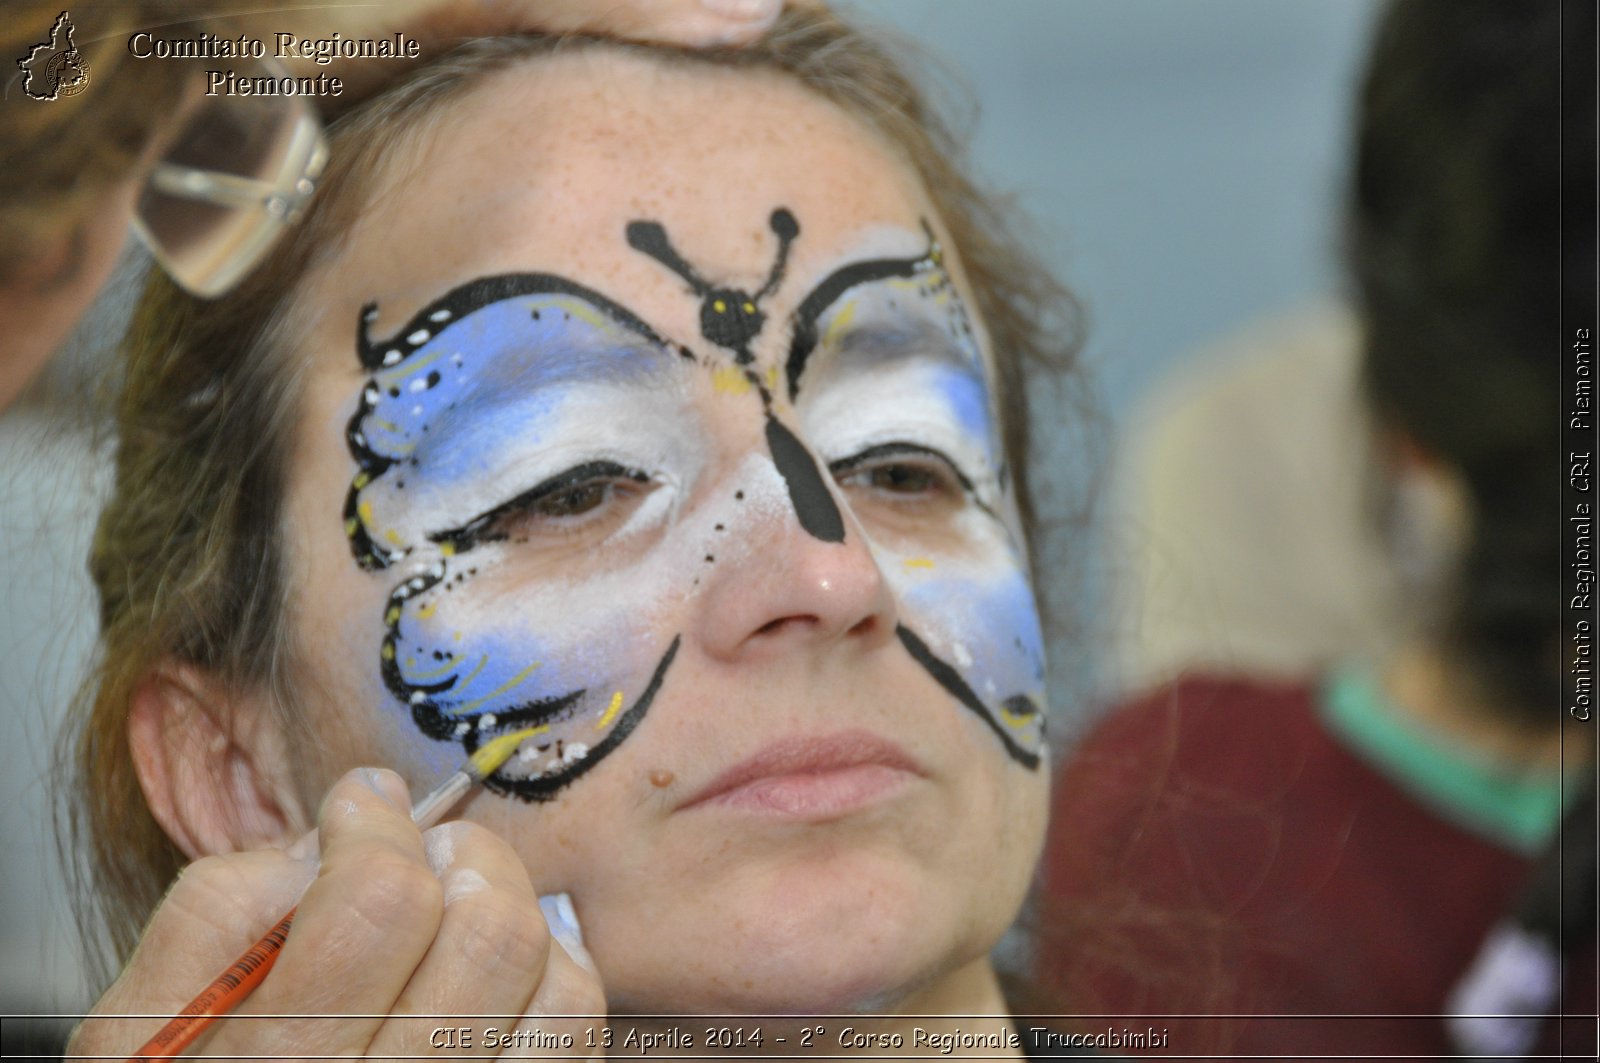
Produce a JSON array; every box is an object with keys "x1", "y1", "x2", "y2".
[{"x1": 1319, "y1": 667, "x2": 1573, "y2": 854}]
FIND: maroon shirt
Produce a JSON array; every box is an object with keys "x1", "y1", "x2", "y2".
[{"x1": 1037, "y1": 674, "x2": 1596, "y2": 1060}]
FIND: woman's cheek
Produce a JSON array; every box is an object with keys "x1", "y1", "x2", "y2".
[
  {"x1": 373, "y1": 539, "x2": 686, "y2": 797},
  {"x1": 875, "y1": 520, "x2": 1048, "y2": 762}
]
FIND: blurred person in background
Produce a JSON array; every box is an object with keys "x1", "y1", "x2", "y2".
[
  {"x1": 0, "y1": 0, "x2": 787, "y2": 412},
  {"x1": 1036, "y1": 0, "x2": 1596, "y2": 1058}
]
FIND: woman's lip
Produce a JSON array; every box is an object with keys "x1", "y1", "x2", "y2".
[{"x1": 677, "y1": 730, "x2": 926, "y2": 816}]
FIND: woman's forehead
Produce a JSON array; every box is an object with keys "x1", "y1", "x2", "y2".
[{"x1": 313, "y1": 49, "x2": 939, "y2": 344}]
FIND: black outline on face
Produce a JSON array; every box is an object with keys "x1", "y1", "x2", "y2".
[
  {"x1": 344, "y1": 274, "x2": 684, "y2": 572},
  {"x1": 342, "y1": 210, "x2": 1041, "y2": 802},
  {"x1": 347, "y1": 274, "x2": 687, "y2": 800},
  {"x1": 625, "y1": 212, "x2": 1043, "y2": 768}
]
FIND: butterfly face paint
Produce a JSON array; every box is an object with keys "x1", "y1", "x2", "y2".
[
  {"x1": 343, "y1": 278, "x2": 691, "y2": 798},
  {"x1": 784, "y1": 231, "x2": 1048, "y2": 767},
  {"x1": 342, "y1": 209, "x2": 1044, "y2": 800}
]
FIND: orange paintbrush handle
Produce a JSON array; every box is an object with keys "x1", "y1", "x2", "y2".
[{"x1": 126, "y1": 907, "x2": 297, "y2": 1062}]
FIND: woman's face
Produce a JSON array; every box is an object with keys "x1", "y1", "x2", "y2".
[{"x1": 281, "y1": 50, "x2": 1049, "y2": 1012}]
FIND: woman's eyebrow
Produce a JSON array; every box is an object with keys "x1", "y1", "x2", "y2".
[{"x1": 822, "y1": 319, "x2": 978, "y2": 373}]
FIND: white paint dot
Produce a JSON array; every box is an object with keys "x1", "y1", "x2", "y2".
[
  {"x1": 429, "y1": 309, "x2": 452, "y2": 322},
  {"x1": 563, "y1": 742, "x2": 589, "y2": 764},
  {"x1": 454, "y1": 722, "x2": 470, "y2": 737},
  {"x1": 407, "y1": 329, "x2": 431, "y2": 345},
  {"x1": 479, "y1": 713, "x2": 497, "y2": 730},
  {"x1": 408, "y1": 377, "x2": 427, "y2": 393},
  {"x1": 382, "y1": 349, "x2": 402, "y2": 365},
  {"x1": 410, "y1": 691, "x2": 427, "y2": 704},
  {"x1": 411, "y1": 405, "x2": 423, "y2": 416}
]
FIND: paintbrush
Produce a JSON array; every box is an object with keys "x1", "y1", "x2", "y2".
[{"x1": 125, "y1": 729, "x2": 537, "y2": 1062}]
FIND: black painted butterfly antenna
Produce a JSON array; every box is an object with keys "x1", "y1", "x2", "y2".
[
  {"x1": 625, "y1": 221, "x2": 709, "y2": 295},
  {"x1": 755, "y1": 208, "x2": 800, "y2": 299}
]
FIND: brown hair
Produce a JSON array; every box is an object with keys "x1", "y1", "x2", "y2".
[{"x1": 62, "y1": 8, "x2": 1086, "y2": 978}]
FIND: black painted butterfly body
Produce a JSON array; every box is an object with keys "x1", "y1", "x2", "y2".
[
  {"x1": 343, "y1": 207, "x2": 1043, "y2": 800},
  {"x1": 627, "y1": 207, "x2": 799, "y2": 372}
]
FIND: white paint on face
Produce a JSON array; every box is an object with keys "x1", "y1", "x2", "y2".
[
  {"x1": 339, "y1": 213, "x2": 1046, "y2": 793},
  {"x1": 285, "y1": 51, "x2": 1053, "y2": 1016}
]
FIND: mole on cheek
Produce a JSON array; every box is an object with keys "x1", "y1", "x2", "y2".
[{"x1": 650, "y1": 768, "x2": 676, "y2": 788}]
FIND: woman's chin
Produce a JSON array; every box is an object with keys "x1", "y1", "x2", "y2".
[
  {"x1": 608, "y1": 948, "x2": 941, "y2": 1017},
  {"x1": 596, "y1": 856, "x2": 981, "y2": 1014}
]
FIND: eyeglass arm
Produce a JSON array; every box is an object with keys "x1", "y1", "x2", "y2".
[{"x1": 148, "y1": 162, "x2": 315, "y2": 219}]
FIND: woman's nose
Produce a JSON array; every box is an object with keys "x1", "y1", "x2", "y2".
[{"x1": 696, "y1": 426, "x2": 898, "y2": 662}]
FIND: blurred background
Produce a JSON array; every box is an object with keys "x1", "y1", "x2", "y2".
[{"x1": 1, "y1": 0, "x2": 1382, "y2": 1017}]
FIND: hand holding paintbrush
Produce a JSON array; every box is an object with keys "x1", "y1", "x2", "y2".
[{"x1": 67, "y1": 749, "x2": 601, "y2": 1061}]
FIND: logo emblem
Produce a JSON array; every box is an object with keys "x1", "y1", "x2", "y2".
[{"x1": 17, "y1": 11, "x2": 90, "y2": 101}]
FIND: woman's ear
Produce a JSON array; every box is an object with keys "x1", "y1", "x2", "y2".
[{"x1": 128, "y1": 663, "x2": 311, "y2": 860}]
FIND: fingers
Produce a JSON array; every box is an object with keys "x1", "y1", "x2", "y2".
[
  {"x1": 65, "y1": 849, "x2": 316, "y2": 1059},
  {"x1": 294, "y1": 0, "x2": 795, "y2": 118},
  {"x1": 494, "y1": 0, "x2": 784, "y2": 48},
  {"x1": 503, "y1": 931, "x2": 608, "y2": 1059},
  {"x1": 69, "y1": 766, "x2": 606, "y2": 1063},
  {"x1": 365, "y1": 820, "x2": 555, "y2": 1057},
  {"x1": 206, "y1": 768, "x2": 443, "y2": 1059}
]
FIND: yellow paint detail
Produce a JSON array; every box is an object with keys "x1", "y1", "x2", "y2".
[
  {"x1": 712, "y1": 366, "x2": 752, "y2": 395},
  {"x1": 453, "y1": 654, "x2": 489, "y2": 688},
  {"x1": 382, "y1": 642, "x2": 395, "y2": 661},
  {"x1": 447, "y1": 660, "x2": 542, "y2": 716},
  {"x1": 713, "y1": 299, "x2": 726, "y2": 313},
  {"x1": 385, "y1": 606, "x2": 401, "y2": 624},
  {"x1": 468, "y1": 725, "x2": 546, "y2": 775},
  {"x1": 551, "y1": 297, "x2": 607, "y2": 329},
  {"x1": 353, "y1": 472, "x2": 370, "y2": 489},
  {"x1": 902, "y1": 557, "x2": 936, "y2": 570},
  {"x1": 408, "y1": 652, "x2": 469, "y2": 682},
  {"x1": 358, "y1": 500, "x2": 374, "y2": 522},
  {"x1": 383, "y1": 529, "x2": 404, "y2": 546},
  {"x1": 821, "y1": 299, "x2": 857, "y2": 349},
  {"x1": 596, "y1": 690, "x2": 624, "y2": 730},
  {"x1": 765, "y1": 365, "x2": 779, "y2": 391},
  {"x1": 372, "y1": 418, "x2": 402, "y2": 433},
  {"x1": 416, "y1": 600, "x2": 439, "y2": 619},
  {"x1": 439, "y1": 542, "x2": 456, "y2": 557},
  {"x1": 345, "y1": 518, "x2": 359, "y2": 536},
  {"x1": 742, "y1": 301, "x2": 755, "y2": 314},
  {"x1": 999, "y1": 701, "x2": 1037, "y2": 729},
  {"x1": 389, "y1": 347, "x2": 445, "y2": 380},
  {"x1": 453, "y1": 631, "x2": 464, "y2": 642}
]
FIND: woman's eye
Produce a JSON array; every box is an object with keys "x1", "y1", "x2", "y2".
[
  {"x1": 535, "y1": 480, "x2": 611, "y2": 518},
  {"x1": 443, "y1": 461, "x2": 654, "y2": 549},
  {"x1": 509, "y1": 465, "x2": 650, "y2": 532},
  {"x1": 861, "y1": 463, "x2": 943, "y2": 495},
  {"x1": 829, "y1": 443, "x2": 969, "y2": 503}
]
